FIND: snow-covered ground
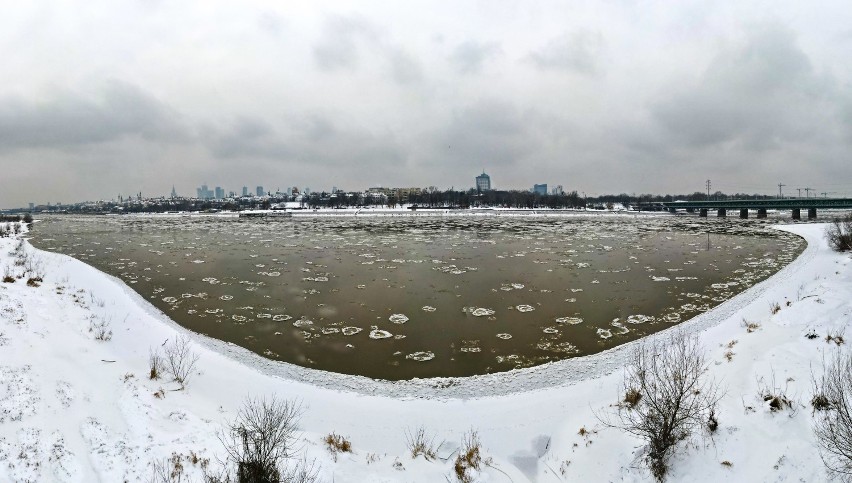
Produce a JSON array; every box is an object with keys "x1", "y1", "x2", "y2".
[{"x1": 0, "y1": 222, "x2": 849, "y2": 482}]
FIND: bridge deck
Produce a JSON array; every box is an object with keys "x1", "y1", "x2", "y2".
[{"x1": 660, "y1": 198, "x2": 852, "y2": 210}]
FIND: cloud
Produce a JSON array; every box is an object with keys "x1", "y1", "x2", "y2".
[
  {"x1": 312, "y1": 14, "x2": 380, "y2": 71},
  {"x1": 388, "y1": 48, "x2": 423, "y2": 84},
  {"x1": 435, "y1": 100, "x2": 540, "y2": 169},
  {"x1": 0, "y1": 81, "x2": 188, "y2": 151},
  {"x1": 203, "y1": 114, "x2": 406, "y2": 170},
  {"x1": 651, "y1": 25, "x2": 836, "y2": 151},
  {"x1": 449, "y1": 40, "x2": 501, "y2": 74},
  {"x1": 527, "y1": 30, "x2": 603, "y2": 74}
]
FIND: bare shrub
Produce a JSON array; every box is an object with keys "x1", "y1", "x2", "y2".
[
  {"x1": 149, "y1": 348, "x2": 164, "y2": 380},
  {"x1": 404, "y1": 426, "x2": 438, "y2": 460},
  {"x1": 826, "y1": 214, "x2": 852, "y2": 252},
  {"x1": 2, "y1": 266, "x2": 14, "y2": 283},
  {"x1": 163, "y1": 336, "x2": 199, "y2": 388},
  {"x1": 218, "y1": 396, "x2": 317, "y2": 483},
  {"x1": 89, "y1": 317, "x2": 113, "y2": 341},
  {"x1": 454, "y1": 430, "x2": 483, "y2": 483},
  {"x1": 757, "y1": 373, "x2": 796, "y2": 414},
  {"x1": 623, "y1": 387, "x2": 642, "y2": 408},
  {"x1": 600, "y1": 331, "x2": 722, "y2": 481},
  {"x1": 813, "y1": 350, "x2": 852, "y2": 478},
  {"x1": 150, "y1": 454, "x2": 185, "y2": 483},
  {"x1": 324, "y1": 432, "x2": 352, "y2": 461},
  {"x1": 26, "y1": 276, "x2": 42, "y2": 287},
  {"x1": 769, "y1": 302, "x2": 781, "y2": 315}
]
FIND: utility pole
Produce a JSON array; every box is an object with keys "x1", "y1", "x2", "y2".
[
  {"x1": 706, "y1": 180, "x2": 711, "y2": 199},
  {"x1": 796, "y1": 188, "x2": 802, "y2": 198},
  {"x1": 804, "y1": 187, "x2": 812, "y2": 198},
  {"x1": 778, "y1": 183, "x2": 785, "y2": 199}
]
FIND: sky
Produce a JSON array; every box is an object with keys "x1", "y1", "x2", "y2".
[{"x1": 1, "y1": 0, "x2": 851, "y2": 208}]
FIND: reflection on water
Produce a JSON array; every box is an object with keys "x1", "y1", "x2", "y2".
[{"x1": 30, "y1": 214, "x2": 803, "y2": 380}]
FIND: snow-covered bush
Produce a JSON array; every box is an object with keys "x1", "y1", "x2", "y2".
[
  {"x1": 217, "y1": 396, "x2": 317, "y2": 483},
  {"x1": 163, "y1": 336, "x2": 199, "y2": 388},
  {"x1": 827, "y1": 215, "x2": 852, "y2": 252},
  {"x1": 813, "y1": 350, "x2": 852, "y2": 478},
  {"x1": 324, "y1": 432, "x2": 352, "y2": 461},
  {"x1": 602, "y1": 331, "x2": 722, "y2": 481}
]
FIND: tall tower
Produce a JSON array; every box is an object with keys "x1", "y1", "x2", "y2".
[{"x1": 170, "y1": 185, "x2": 178, "y2": 198}]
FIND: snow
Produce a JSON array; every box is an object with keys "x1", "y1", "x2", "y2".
[{"x1": 0, "y1": 222, "x2": 850, "y2": 481}]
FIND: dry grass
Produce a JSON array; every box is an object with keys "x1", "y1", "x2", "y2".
[
  {"x1": 623, "y1": 388, "x2": 642, "y2": 408},
  {"x1": 827, "y1": 328, "x2": 846, "y2": 346},
  {"x1": 26, "y1": 276, "x2": 42, "y2": 287},
  {"x1": 770, "y1": 302, "x2": 781, "y2": 315},
  {"x1": 742, "y1": 319, "x2": 761, "y2": 333},
  {"x1": 404, "y1": 426, "x2": 438, "y2": 460},
  {"x1": 324, "y1": 432, "x2": 352, "y2": 461},
  {"x1": 454, "y1": 430, "x2": 482, "y2": 483}
]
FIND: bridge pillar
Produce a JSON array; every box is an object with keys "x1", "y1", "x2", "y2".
[
  {"x1": 792, "y1": 208, "x2": 800, "y2": 220},
  {"x1": 757, "y1": 208, "x2": 767, "y2": 218},
  {"x1": 808, "y1": 208, "x2": 817, "y2": 219},
  {"x1": 739, "y1": 209, "x2": 748, "y2": 219},
  {"x1": 699, "y1": 208, "x2": 708, "y2": 217},
  {"x1": 717, "y1": 208, "x2": 726, "y2": 217},
  {"x1": 686, "y1": 208, "x2": 695, "y2": 213}
]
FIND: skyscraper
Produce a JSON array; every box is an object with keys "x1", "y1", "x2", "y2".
[
  {"x1": 533, "y1": 184, "x2": 547, "y2": 195},
  {"x1": 475, "y1": 171, "x2": 491, "y2": 192},
  {"x1": 256, "y1": 186, "x2": 264, "y2": 197},
  {"x1": 215, "y1": 186, "x2": 225, "y2": 199},
  {"x1": 242, "y1": 186, "x2": 249, "y2": 197}
]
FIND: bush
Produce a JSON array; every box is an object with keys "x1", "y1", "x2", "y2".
[
  {"x1": 454, "y1": 430, "x2": 483, "y2": 483},
  {"x1": 827, "y1": 215, "x2": 852, "y2": 252},
  {"x1": 163, "y1": 336, "x2": 199, "y2": 388},
  {"x1": 813, "y1": 351, "x2": 852, "y2": 477},
  {"x1": 324, "y1": 432, "x2": 352, "y2": 461},
  {"x1": 218, "y1": 396, "x2": 316, "y2": 483},
  {"x1": 149, "y1": 349, "x2": 164, "y2": 380},
  {"x1": 404, "y1": 426, "x2": 438, "y2": 460},
  {"x1": 601, "y1": 332, "x2": 722, "y2": 481}
]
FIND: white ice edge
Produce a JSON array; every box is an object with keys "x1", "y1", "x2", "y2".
[{"x1": 24, "y1": 223, "x2": 814, "y2": 401}]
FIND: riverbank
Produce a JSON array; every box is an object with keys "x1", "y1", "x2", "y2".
[{"x1": 1, "y1": 222, "x2": 849, "y2": 481}]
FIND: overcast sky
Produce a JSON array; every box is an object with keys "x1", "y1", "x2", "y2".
[{"x1": 1, "y1": 0, "x2": 851, "y2": 208}]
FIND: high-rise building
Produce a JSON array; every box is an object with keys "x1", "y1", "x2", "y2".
[
  {"x1": 475, "y1": 171, "x2": 491, "y2": 192},
  {"x1": 533, "y1": 184, "x2": 548, "y2": 195},
  {"x1": 197, "y1": 184, "x2": 214, "y2": 199},
  {"x1": 242, "y1": 186, "x2": 249, "y2": 197},
  {"x1": 551, "y1": 185, "x2": 564, "y2": 195},
  {"x1": 215, "y1": 186, "x2": 225, "y2": 199},
  {"x1": 256, "y1": 186, "x2": 264, "y2": 197}
]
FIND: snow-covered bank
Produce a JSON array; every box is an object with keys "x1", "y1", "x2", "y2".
[{"x1": 1, "y1": 223, "x2": 850, "y2": 481}]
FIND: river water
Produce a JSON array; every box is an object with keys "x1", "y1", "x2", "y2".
[{"x1": 29, "y1": 213, "x2": 803, "y2": 380}]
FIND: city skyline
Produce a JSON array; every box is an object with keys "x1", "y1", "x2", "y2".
[{"x1": 2, "y1": 1, "x2": 852, "y2": 209}]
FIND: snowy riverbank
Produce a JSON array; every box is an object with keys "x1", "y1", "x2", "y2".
[{"x1": 1, "y1": 222, "x2": 850, "y2": 481}]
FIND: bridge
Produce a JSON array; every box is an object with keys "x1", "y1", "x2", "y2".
[{"x1": 657, "y1": 198, "x2": 852, "y2": 219}]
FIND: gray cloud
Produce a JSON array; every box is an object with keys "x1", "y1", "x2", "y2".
[
  {"x1": 312, "y1": 14, "x2": 380, "y2": 71},
  {"x1": 388, "y1": 48, "x2": 423, "y2": 84},
  {"x1": 449, "y1": 40, "x2": 501, "y2": 74},
  {"x1": 527, "y1": 30, "x2": 603, "y2": 74},
  {"x1": 0, "y1": 81, "x2": 188, "y2": 151},
  {"x1": 651, "y1": 25, "x2": 836, "y2": 151},
  {"x1": 203, "y1": 114, "x2": 406, "y2": 172},
  {"x1": 436, "y1": 100, "x2": 540, "y2": 169}
]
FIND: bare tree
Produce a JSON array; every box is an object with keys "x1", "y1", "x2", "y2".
[
  {"x1": 813, "y1": 350, "x2": 852, "y2": 479},
  {"x1": 826, "y1": 214, "x2": 852, "y2": 252},
  {"x1": 600, "y1": 331, "x2": 723, "y2": 481},
  {"x1": 219, "y1": 396, "x2": 317, "y2": 483},
  {"x1": 163, "y1": 336, "x2": 199, "y2": 388}
]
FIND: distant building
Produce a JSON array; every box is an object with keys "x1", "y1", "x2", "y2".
[
  {"x1": 256, "y1": 186, "x2": 264, "y2": 197},
  {"x1": 551, "y1": 185, "x2": 564, "y2": 196},
  {"x1": 170, "y1": 185, "x2": 178, "y2": 198},
  {"x1": 476, "y1": 172, "x2": 491, "y2": 192},
  {"x1": 215, "y1": 186, "x2": 225, "y2": 199},
  {"x1": 242, "y1": 186, "x2": 249, "y2": 197},
  {"x1": 197, "y1": 184, "x2": 214, "y2": 200},
  {"x1": 28, "y1": 203, "x2": 34, "y2": 211},
  {"x1": 533, "y1": 184, "x2": 548, "y2": 195}
]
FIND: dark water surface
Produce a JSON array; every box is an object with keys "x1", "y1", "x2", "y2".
[{"x1": 30, "y1": 214, "x2": 803, "y2": 379}]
